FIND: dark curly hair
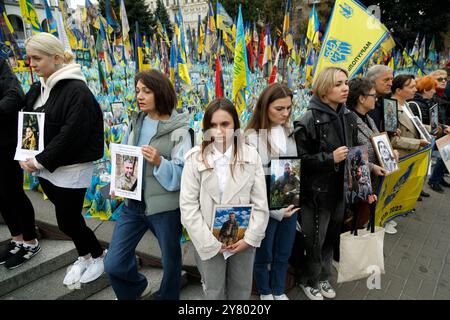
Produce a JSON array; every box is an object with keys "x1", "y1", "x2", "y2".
[{"x1": 347, "y1": 77, "x2": 375, "y2": 110}]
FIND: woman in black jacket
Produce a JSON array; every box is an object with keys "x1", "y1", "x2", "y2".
[
  {"x1": 20, "y1": 33, "x2": 105, "y2": 286},
  {"x1": 0, "y1": 58, "x2": 40, "y2": 270},
  {"x1": 294, "y1": 67, "x2": 358, "y2": 300}
]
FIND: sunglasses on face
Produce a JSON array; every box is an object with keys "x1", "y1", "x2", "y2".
[{"x1": 436, "y1": 77, "x2": 447, "y2": 82}]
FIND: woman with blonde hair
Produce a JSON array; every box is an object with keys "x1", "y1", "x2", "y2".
[
  {"x1": 20, "y1": 33, "x2": 106, "y2": 286},
  {"x1": 22, "y1": 127, "x2": 37, "y2": 150},
  {"x1": 294, "y1": 67, "x2": 358, "y2": 300}
]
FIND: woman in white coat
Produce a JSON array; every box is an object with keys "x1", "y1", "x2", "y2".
[{"x1": 180, "y1": 98, "x2": 269, "y2": 300}]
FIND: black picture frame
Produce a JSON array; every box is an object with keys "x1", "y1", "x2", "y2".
[
  {"x1": 383, "y1": 97, "x2": 398, "y2": 133},
  {"x1": 268, "y1": 157, "x2": 301, "y2": 210},
  {"x1": 429, "y1": 103, "x2": 439, "y2": 135}
]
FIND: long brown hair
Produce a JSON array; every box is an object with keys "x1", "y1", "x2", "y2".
[
  {"x1": 135, "y1": 69, "x2": 177, "y2": 116},
  {"x1": 246, "y1": 83, "x2": 293, "y2": 153},
  {"x1": 201, "y1": 98, "x2": 241, "y2": 176}
]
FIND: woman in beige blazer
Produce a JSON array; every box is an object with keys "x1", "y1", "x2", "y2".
[
  {"x1": 180, "y1": 98, "x2": 269, "y2": 300},
  {"x1": 390, "y1": 74, "x2": 431, "y2": 157}
]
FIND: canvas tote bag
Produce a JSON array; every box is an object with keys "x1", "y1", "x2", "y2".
[{"x1": 337, "y1": 204, "x2": 385, "y2": 283}]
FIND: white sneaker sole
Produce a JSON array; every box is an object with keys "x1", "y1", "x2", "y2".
[{"x1": 300, "y1": 285, "x2": 323, "y2": 300}]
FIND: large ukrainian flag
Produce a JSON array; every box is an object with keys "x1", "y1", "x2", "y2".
[{"x1": 314, "y1": 0, "x2": 391, "y2": 80}]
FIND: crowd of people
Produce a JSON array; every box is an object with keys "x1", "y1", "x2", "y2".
[{"x1": 1, "y1": 33, "x2": 449, "y2": 300}]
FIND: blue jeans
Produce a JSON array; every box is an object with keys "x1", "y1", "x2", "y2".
[
  {"x1": 104, "y1": 200, "x2": 182, "y2": 300},
  {"x1": 253, "y1": 213, "x2": 297, "y2": 296},
  {"x1": 429, "y1": 156, "x2": 446, "y2": 185}
]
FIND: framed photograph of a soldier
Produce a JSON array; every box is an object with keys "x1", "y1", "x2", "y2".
[
  {"x1": 344, "y1": 146, "x2": 373, "y2": 204},
  {"x1": 110, "y1": 143, "x2": 143, "y2": 201},
  {"x1": 268, "y1": 157, "x2": 301, "y2": 210},
  {"x1": 111, "y1": 101, "x2": 125, "y2": 125},
  {"x1": 382, "y1": 98, "x2": 398, "y2": 133},
  {"x1": 411, "y1": 116, "x2": 433, "y2": 143},
  {"x1": 429, "y1": 104, "x2": 439, "y2": 135},
  {"x1": 211, "y1": 204, "x2": 253, "y2": 247},
  {"x1": 436, "y1": 134, "x2": 450, "y2": 173},
  {"x1": 371, "y1": 133, "x2": 399, "y2": 174},
  {"x1": 14, "y1": 112, "x2": 45, "y2": 161}
]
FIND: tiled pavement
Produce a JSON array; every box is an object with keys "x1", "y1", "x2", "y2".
[{"x1": 286, "y1": 183, "x2": 450, "y2": 300}]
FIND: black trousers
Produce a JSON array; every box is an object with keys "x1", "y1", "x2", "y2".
[
  {"x1": 39, "y1": 178, "x2": 103, "y2": 258},
  {"x1": 300, "y1": 195, "x2": 345, "y2": 288},
  {"x1": 0, "y1": 156, "x2": 37, "y2": 241}
]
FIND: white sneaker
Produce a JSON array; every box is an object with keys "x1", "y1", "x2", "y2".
[
  {"x1": 386, "y1": 220, "x2": 397, "y2": 227},
  {"x1": 80, "y1": 252, "x2": 106, "y2": 284},
  {"x1": 319, "y1": 280, "x2": 336, "y2": 299},
  {"x1": 260, "y1": 294, "x2": 274, "y2": 300},
  {"x1": 300, "y1": 285, "x2": 323, "y2": 300},
  {"x1": 63, "y1": 257, "x2": 91, "y2": 285},
  {"x1": 384, "y1": 224, "x2": 397, "y2": 234},
  {"x1": 274, "y1": 294, "x2": 289, "y2": 300}
]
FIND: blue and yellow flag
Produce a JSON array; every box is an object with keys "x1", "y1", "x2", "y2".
[
  {"x1": 216, "y1": 1, "x2": 234, "y2": 38},
  {"x1": 314, "y1": 0, "x2": 391, "y2": 80},
  {"x1": 306, "y1": 4, "x2": 320, "y2": 46},
  {"x1": 19, "y1": 0, "x2": 42, "y2": 34},
  {"x1": 43, "y1": 0, "x2": 58, "y2": 36},
  {"x1": 232, "y1": 5, "x2": 250, "y2": 116},
  {"x1": 169, "y1": 38, "x2": 176, "y2": 85},
  {"x1": 375, "y1": 145, "x2": 431, "y2": 226},
  {"x1": 282, "y1": 0, "x2": 293, "y2": 52}
]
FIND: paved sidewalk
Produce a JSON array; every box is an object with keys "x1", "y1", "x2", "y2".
[{"x1": 287, "y1": 183, "x2": 450, "y2": 300}]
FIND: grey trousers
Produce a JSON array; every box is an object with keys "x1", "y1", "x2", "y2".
[{"x1": 194, "y1": 247, "x2": 256, "y2": 300}]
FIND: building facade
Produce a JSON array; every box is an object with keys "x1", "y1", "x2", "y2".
[
  {"x1": 2, "y1": 0, "x2": 71, "y2": 44},
  {"x1": 146, "y1": 0, "x2": 208, "y2": 31}
]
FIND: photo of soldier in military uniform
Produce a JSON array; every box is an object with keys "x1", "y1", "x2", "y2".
[
  {"x1": 383, "y1": 98, "x2": 398, "y2": 133},
  {"x1": 269, "y1": 158, "x2": 301, "y2": 209},
  {"x1": 110, "y1": 143, "x2": 143, "y2": 200},
  {"x1": 212, "y1": 205, "x2": 253, "y2": 247},
  {"x1": 115, "y1": 156, "x2": 137, "y2": 192},
  {"x1": 344, "y1": 146, "x2": 373, "y2": 205}
]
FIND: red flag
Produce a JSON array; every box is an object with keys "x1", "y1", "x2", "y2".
[
  {"x1": 258, "y1": 28, "x2": 265, "y2": 70},
  {"x1": 269, "y1": 47, "x2": 282, "y2": 84},
  {"x1": 247, "y1": 35, "x2": 255, "y2": 72},
  {"x1": 215, "y1": 55, "x2": 223, "y2": 98}
]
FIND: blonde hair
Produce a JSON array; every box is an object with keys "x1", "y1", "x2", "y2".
[
  {"x1": 429, "y1": 69, "x2": 447, "y2": 79},
  {"x1": 312, "y1": 67, "x2": 348, "y2": 100},
  {"x1": 25, "y1": 32, "x2": 74, "y2": 64}
]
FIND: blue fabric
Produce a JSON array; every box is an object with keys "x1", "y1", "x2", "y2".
[
  {"x1": 253, "y1": 213, "x2": 298, "y2": 296},
  {"x1": 104, "y1": 199, "x2": 182, "y2": 300},
  {"x1": 429, "y1": 156, "x2": 447, "y2": 185}
]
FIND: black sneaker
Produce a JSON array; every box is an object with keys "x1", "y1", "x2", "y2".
[
  {"x1": 429, "y1": 183, "x2": 444, "y2": 193},
  {"x1": 4, "y1": 242, "x2": 41, "y2": 270},
  {"x1": 0, "y1": 242, "x2": 22, "y2": 265},
  {"x1": 420, "y1": 191, "x2": 430, "y2": 197},
  {"x1": 440, "y1": 180, "x2": 450, "y2": 188}
]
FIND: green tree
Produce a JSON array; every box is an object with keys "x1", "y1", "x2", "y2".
[
  {"x1": 359, "y1": 0, "x2": 449, "y2": 51},
  {"x1": 154, "y1": 0, "x2": 173, "y2": 41},
  {"x1": 99, "y1": 0, "x2": 155, "y2": 37}
]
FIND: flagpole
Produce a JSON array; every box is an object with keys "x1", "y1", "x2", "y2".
[{"x1": 392, "y1": 36, "x2": 427, "y2": 75}]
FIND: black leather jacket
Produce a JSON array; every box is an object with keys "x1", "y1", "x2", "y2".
[{"x1": 294, "y1": 95, "x2": 358, "y2": 207}]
